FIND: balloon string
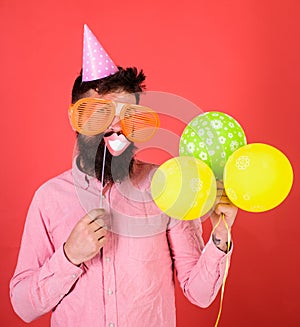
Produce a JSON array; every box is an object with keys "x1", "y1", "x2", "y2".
[
  {"x1": 99, "y1": 145, "x2": 107, "y2": 208},
  {"x1": 212, "y1": 213, "x2": 231, "y2": 327}
]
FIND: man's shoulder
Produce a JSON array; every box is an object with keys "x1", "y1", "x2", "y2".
[
  {"x1": 35, "y1": 169, "x2": 73, "y2": 196},
  {"x1": 130, "y1": 159, "x2": 158, "y2": 190},
  {"x1": 132, "y1": 159, "x2": 158, "y2": 174},
  {"x1": 132, "y1": 159, "x2": 158, "y2": 180}
]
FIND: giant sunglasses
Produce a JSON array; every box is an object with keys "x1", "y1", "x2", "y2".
[{"x1": 69, "y1": 97, "x2": 160, "y2": 142}]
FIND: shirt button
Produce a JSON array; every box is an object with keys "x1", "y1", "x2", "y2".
[
  {"x1": 108, "y1": 288, "x2": 113, "y2": 295},
  {"x1": 72, "y1": 274, "x2": 77, "y2": 279},
  {"x1": 105, "y1": 257, "x2": 111, "y2": 262},
  {"x1": 109, "y1": 323, "x2": 115, "y2": 327}
]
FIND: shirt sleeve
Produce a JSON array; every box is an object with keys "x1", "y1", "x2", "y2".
[
  {"x1": 9, "y1": 191, "x2": 83, "y2": 323},
  {"x1": 167, "y1": 219, "x2": 232, "y2": 308}
]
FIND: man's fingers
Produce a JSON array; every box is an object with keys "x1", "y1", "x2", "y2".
[
  {"x1": 215, "y1": 189, "x2": 233, "y2": 203},
  {"x1": 95, "y1": 228, "x2": 107, "y2": 241},
  {"x1": 89, "y1": 217, "x2": 106, "y2": 229},
  {"x1": 80, "y1": 208, "x2": 108, "y2": 234},
  {"x1": 93, "y1": 222, "x2": 107, "y2": 232},
  {"x1": 81, "y1": 209, "x2": 106, "y2": 224},
  {"x1": 98, "y1": 236, "x2": 107, "y2": 246},
  {"x1": 216, "y1": 197, "x2": 231, "y2": 205},
  {"x1": 214, "y1": 203, "x2": 238, "y2": 216},
  {"x1": 88, "y1": 208, "x2": 106, "y2": 220},
  {"x1": 214, "y1": 204, "x2": 228, "y2": 216}
]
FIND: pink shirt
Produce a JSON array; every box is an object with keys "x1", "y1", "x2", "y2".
[{"x1": 10, "y1": 160, "x2": 232, "y2": 327}]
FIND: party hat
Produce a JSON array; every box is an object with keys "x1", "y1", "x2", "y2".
[{"x1": 82, "y1": 24, "x2": 119, "y2": 82}]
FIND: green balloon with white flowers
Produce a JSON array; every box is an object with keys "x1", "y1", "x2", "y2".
[{"x1": 179, "y1": 111, "x2": 247, "y2": 180}]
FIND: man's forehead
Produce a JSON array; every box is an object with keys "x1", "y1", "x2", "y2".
[{"x1": 86, "y1": 89, "x2": 137, "y2": 103}]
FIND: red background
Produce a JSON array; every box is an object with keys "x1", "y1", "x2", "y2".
[{"x1": 1, "y1": 0, "x2": 299, "y2": 326}]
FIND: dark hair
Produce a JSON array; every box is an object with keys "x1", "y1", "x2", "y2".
[{"x1": 71, "y1": 66, "x2": 146, "y2": 103}]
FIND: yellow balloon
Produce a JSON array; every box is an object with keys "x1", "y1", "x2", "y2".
[
  {"x1": 224, "y1": 143, "x2": 293, "y2": 212},
  {"x1": 151, "y1": 156, "x2": 217, "y2": 220}
]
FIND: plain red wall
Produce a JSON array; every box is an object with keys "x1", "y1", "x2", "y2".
[{"x1": 1, "y1": 0, "x2": 299, "y2": 326}]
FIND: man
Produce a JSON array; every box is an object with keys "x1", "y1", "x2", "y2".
[{"x1": 10, "y1": 26, "x2": 238, "y2": 327}]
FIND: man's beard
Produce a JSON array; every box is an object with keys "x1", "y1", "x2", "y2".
[{"x1": 76, "y1": 133, "x2": 136, "y2": 184}]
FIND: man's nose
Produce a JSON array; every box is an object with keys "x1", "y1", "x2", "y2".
[
  {"x1": 108, "y1": 115, "x2": 122, "y2": 132},
  {"x1": 108, "y1": 102, "x2": 123, "y2": 131}
]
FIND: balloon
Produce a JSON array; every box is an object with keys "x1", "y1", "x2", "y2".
[
  {"x1": 150, "y1": 156, "x2": 217, "y2": 220},
  {"x1": 223, "y1": 143, "x2": 293, "y2": 212},
  {"x1": 179, "y1": 111, "x2": 247, "y2": 180}
]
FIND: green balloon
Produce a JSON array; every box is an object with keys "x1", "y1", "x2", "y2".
[{"x1": 179, "y1": 111, "x2": 247, "y2": 180}]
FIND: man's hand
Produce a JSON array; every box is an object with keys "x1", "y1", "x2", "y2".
[
  {"x1": 210, "y1": 182, "x2": 238, "y2": 252},
  {"x1": 64, "y1": 209, "x2": 108, "y2": 265}
]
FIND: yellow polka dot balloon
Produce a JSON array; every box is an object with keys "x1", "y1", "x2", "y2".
[
  {"x1": 151, "y1": 156, "x2": 217, "y2": 220},
  {"x1": 224, "y1": 143, "x2": 293, "y2": 212}
]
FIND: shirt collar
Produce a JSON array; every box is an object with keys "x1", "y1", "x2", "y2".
[{"x1": 72, "y1": 156, "x2": 102, "y2": 191}]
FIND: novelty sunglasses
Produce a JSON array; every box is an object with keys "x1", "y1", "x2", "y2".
[{"x1": 69, "y1": 97, "x2": 160, "y2": 142}]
